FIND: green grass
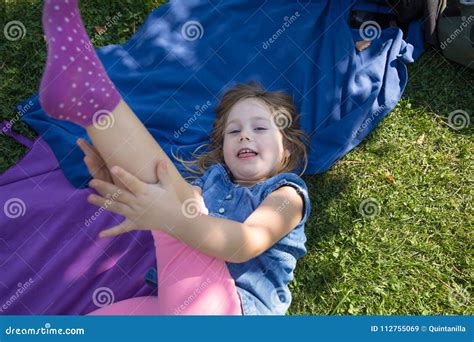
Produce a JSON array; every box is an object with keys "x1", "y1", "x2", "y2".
[{"x1": 1, "y1": 1, "x2": 472, "y2": 315}]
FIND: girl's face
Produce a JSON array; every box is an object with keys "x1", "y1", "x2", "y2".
[{"x1": 223, "y1": 98, "x2": 290, "y2": 186}]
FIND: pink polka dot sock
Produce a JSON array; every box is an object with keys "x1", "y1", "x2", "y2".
[{"x1": 39, "y1": 0, "x2": 121, "y2": 127}]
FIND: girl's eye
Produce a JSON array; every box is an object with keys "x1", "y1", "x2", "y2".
[{"x1": 227, "y1": 128, "x2": 266, "y2": 134}]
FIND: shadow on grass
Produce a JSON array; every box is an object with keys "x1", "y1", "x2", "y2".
[
  {"x1": 292, "y1": 172, "x2": 352, "y2": 312},
  {"x1": 403, "y1": 48, "x2": 473, "y2": 137}
]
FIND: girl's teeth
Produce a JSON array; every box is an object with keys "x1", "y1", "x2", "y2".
[{"x1": 239, "y1": 152, "x2": 256, "y2": 158}]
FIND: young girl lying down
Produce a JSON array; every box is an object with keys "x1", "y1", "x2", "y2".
[{"x1": 39, "y1": 0, "x2": 311, "y2": 315}]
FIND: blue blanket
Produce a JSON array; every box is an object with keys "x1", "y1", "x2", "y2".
[{"x1": 21, "y1": 0, "x2": 423, "y2": 188}]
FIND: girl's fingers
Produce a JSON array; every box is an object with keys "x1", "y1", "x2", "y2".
[
  {"x1": 99, "y1": 219, "x2": 136, "y2": 238},
  {"x1": 80, "y1": 138, "x2": 114, "y2": 183},
  {"x1": 85, "y1": 156, "x2": 113, "y2": 182},
  {"x1": 111, "y1": 167, "x2": 146, "y2": 195},
  {"x1": 89, "y1": 179, "x2": 134, "y2": 204},
  {"x1": 79, "y1": 139, "x2": 108, "y2": 170},
  {"x1": 84, "y1": 156, "x2": 100, "y2": 178},
  {"x1": 87, "y1": 193, "x2": 131, "y2": 217},
  {"x1": 77, "y1": 138, "x2": 98, "y2": 159},
  {"x1": 79, "y1": 140, "x2": 107, "y2": 168},
  {"x1": 77, "y1": 138, "x2": 101, "y2": 159}
]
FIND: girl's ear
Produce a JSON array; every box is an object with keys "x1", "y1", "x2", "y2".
[
  {"x1": 283, "y1": 148, "x2": 291, "y2": 163},
  {"x1": 284, "y1": 146, "x2": 291, "y2": 159}
]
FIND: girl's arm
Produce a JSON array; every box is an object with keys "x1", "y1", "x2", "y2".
[
  {"x1": 166, "y1": 185, "x2": 304, "y2": 263},
  {"x1": 89, "y1": 163, "x2": 303, "y2": 263}
]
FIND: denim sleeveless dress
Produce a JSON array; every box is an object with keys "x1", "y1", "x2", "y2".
[{"x1": 190, "y1": 163, "x2": 311, "y2": 315}]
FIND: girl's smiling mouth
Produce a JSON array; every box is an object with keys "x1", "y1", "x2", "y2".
[{"x1": 237, "y1": 148, "x2": 258, "y2": 159}]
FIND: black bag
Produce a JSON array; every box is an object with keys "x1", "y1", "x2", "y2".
[
  {"x1": 350, "y1": 0, "x2": 446, "y2": 46},
  {"x1": 438, "y1": 0, "x2": 474, "y2": 69},
  {"x1": 385, "y1": 0, "x2": 446, "y2": 48},
  {"x1": 350, "y1": 0, "x2": 473, "y2": 68}
]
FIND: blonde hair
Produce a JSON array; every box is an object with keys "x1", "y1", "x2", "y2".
[{"x1": 173, "y1": 80, "x2": 310, "y2": 182}]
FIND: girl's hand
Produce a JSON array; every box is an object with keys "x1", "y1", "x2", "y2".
[
  {"x1": 77, "y1": 138, "x2": 113, "y2": 184},
  {"x1": 87, "y1": 160, "x2": 185, "y2": 238}
]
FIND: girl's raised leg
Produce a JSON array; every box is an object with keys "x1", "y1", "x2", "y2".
[
  {"x1": 39, "y1": 0, "x2": 242, "y2": 316},
  {"x1": 39, "y1": 0, "x2": 191, "y2": 197}
]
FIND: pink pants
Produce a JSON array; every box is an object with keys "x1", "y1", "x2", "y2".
[{"x1": 88, "y1": 212, "x2": 242, "y2": 315}]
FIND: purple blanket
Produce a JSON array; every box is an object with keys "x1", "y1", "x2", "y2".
[{"x1": 0, "y1": 121, "x2": 155, "y2": 315}]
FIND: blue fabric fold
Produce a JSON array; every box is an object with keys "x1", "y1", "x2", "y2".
[{"x1": 21, "y1": 0, "x2": 423, "y2": 188}]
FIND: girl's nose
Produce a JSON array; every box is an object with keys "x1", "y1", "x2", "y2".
[{"x1": 239, "y1": 135, "x2": 251, "y2": 141}]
